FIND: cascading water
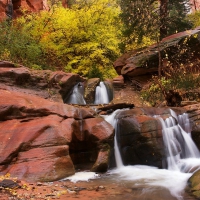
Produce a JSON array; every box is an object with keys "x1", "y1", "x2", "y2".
[
  {"x1": 94, "y1": 82, "x2": 110, "y2": 104},
  {"x1": 104, "y1": 109, "x2": 200, "y2": 200},
  {"x1": 157, "y1": 110, "x2": 200, "y2": 172},
  {"x1": 103, "y1": 109, "x2": 124, "y2": 168},
  {"x1": 65, "y1": 81, "x2": 112, "y2": 105},
  {"x1": 64, "y1": 82, "x2": 86, "y2": 105}
]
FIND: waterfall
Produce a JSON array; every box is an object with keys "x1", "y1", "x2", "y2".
[
  {"x1": 103, "y1": 109, "x2": 123, "y2": 168},
  {"x1": 157, "y1": 109, "x2": 200, "y2": 172},
  {"x1": 157, "y1": 113, "x2": 200, "y2": 171},
  {"x1": 64, "y1": 83, "x2": 86, "y2": 105},
  {"x1": 65, "y1": 81, "x2": 112, "y2": 105},
  {"x1": 94, "y1": 82, "x2": 110, "y2": 104},
  {"x1": 104, "y1": 109, "x2": 200, "y2": 200}
]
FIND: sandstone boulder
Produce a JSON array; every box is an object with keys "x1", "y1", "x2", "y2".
[
  {"x1": 106, "y1": 104, "x2": 200, "y2": 170},
  {"x1": 112, "y1": 108, "x2": 163, "y2": 167},
  {"x1": 104, "y1": 80, "x2": 114, "y2": 103},
  {"x1": 0, "y1": 62, "x2": 85, "y2": 103},
  {"x1": 114, "y1": 28, "x2": 200, "y2": 84},
  {"x1": 109, "y1": 107, "x2": 188, "y2": 168},
  {"x1": 91, "y1": 147, "x2": 111, "y2": 172},
  {"x1": 112, "y1": 75, "x2": 124, "y2": 88},
  {"x1": 0, "y1": 89, "x2": 114, "y2": 182},
  {"x1": 184, "y1": 103, "x2": 200, "y2": 150},
  {"x1": 84, "y1": 78, "x2": 100, "y2": 104},
  {"x1": 188, "y1": 169, "x2": 200, "y2": 198}
]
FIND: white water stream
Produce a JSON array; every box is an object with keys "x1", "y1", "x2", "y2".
[
  {"x1": 103, "y1": 109, "x2": 200, "y2": 200},
  {"x1": 65, "y1": 83, "x2": 86, "y2": 105},
  {"x1": 66, "y1": 81, "x2": 110, "y2": 104},
  {"x1": 94, "y1": 82, "x2": 110, "y2": 104}
]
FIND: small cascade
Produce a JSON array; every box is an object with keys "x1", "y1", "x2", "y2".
[
  {"x1": 103, "y1": 109, "x2": 123, "y2": 168},
  {"x1": 104, "y1": 109, "x2": 200, "y2": 200},
  {"x1": 94, "y1": 82, "x2": 110, "y2": 104},
  {"x1": 156, "y1": 110, "x2": 200, "y2": 171},
  {"x1": 65, "y1": 83, "x2": 86, "y2": 105},
  {"x1": 65, "y1": 81, "x2": 112, "y2": 105}
]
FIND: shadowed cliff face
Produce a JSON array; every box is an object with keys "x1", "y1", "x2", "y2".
[
  {"x1": 0, "y1": 0, "x2": 47, "y2": 20},
  {"x1": 0, "y1": 0, "x2": 7, "y2": 20},
  {"x1": 0, "y1": 0, "x2": 69, "y2": 21}
]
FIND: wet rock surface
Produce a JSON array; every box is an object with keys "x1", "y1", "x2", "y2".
[
  {"x1": 0, "y1": 61, "x2": 85, "y2": 103},
  {"x1": 1, "y1": 62, "x2": 200, "y2": 199},
  {"x1": 84, "y1": 78, "x2": 100, "y2": 104},
  {"x1": 0, "y1": 90, "x2": 114, "y2": 181},
  {"x1": 184, "y1": 104, "x2": 200, "y2": 150},
  {"x1": 109, "y1": 108, "x2": 179, "y2": 168},
  {"x1": 188, "y1": 170, "x2": 200, "y2": 199}
]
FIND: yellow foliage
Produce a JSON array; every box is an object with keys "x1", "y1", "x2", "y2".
[
  {"x1": 16, "y1": 0, "x2": 121, "y2": 79},
  {"x1": 125, "y1": 35, "x2": 156, "y2": 51},
  {"x1": 5, "y1": 173, "x2": 11, "y2": 178},
  {"x1": 187, "y1": 11, "x2": 200, "y2": 28}
]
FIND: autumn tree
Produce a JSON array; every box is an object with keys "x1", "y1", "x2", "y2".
[
  {"x1": 12, "y1": 0, "x2": 121, "y2": 79},
  {"x1": 119, "y1": 0, "x2": 158, "y2": 50},
  {"x1": 119, "y1": 0, "x2": 191, "y2": 49},
  {"x1": 187, "y1": 10, "x2": 200, "y2": 28},
  {"x1": 166, "y1": 0, "x2": 191, "y2": 36},
  {"x1": 0, "y1": 20, "x2": 43, "y2": 68}
]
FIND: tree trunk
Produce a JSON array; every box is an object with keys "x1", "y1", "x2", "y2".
[{"x1": 160, "y1": 0, "x2": 169, "y2": 40}]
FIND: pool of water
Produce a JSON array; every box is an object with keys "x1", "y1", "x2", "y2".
[{"x1": 63, "y1": 169, "x2": 196, "y2": 200}]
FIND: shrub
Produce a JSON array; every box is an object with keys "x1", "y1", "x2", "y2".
[{"x1": 0, "y1": 20, "x2": 43, "y2": 68}]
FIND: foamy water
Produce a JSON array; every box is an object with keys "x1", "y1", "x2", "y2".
[
  {"x1": 109, "y1": 165, "x2": 192, "y2": 200},
  {"x1": 103, "y1": 109, "x2": 200, "y2": 200},
  {"x1": 63, "y1": 109, "x2": 200, "y2": 200},
  {"x1": 94, "y1": 82, "x2": 109, "y2": 104},
  {"x1": 63, "y1": 172, "x2": 99, "y2": 183}
]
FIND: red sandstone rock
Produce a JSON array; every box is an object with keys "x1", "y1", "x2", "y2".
[
  {"x1": 111, "y1": 108, "x2": 176, "y2": 167},
  {"x1": 114, "y1": 29, "x2": 200, "y2": 84},
  {"x1": 0, "y1": 115, "x2": 76, "y2": 181},
  {"x1": 83, "y1": 118, "x2": 114, "y2": 141},
  {"x1": 113, "y1": 75, "x2": 124, "y2": 85},
  {"x1": 113, "y1": 51, "x2": 136, "y2": 75},
  {"x1": 49, "y1": 71, "x2": 86, "y2": 101},
  {"x1": 0, "y1": 89, "x2": 114, "y2": 181},
  {"x1": 0, "y1": 67, "x2": 31, "y2": 85},
  {"x1": 0, "y1": 61, "x2": 22, "y2": 68},
  {"x1": 0, "y1": 0, "x2": 7, "y2": 21},
  {"x1": 84, "y1": 78, "x2": 100, "y2": 104},
  {"x1": 0, "y1": 64, "x2": 85, "y2": 102},
  {"x1": 4, "y1": 146, "x2": 75, "y2": 182},
  {"x1": 0, "y1": 89, "x2": 95, "y2": 120},
  {"x1": 0, "y1": 0, "x2": 48, "y2": 20},
  {"x1": 91, "y1": 149, "x2": 111, "y2": 172},
  {"x1": 0, "y1": 115, "x2": 76, "y2": 163}
]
